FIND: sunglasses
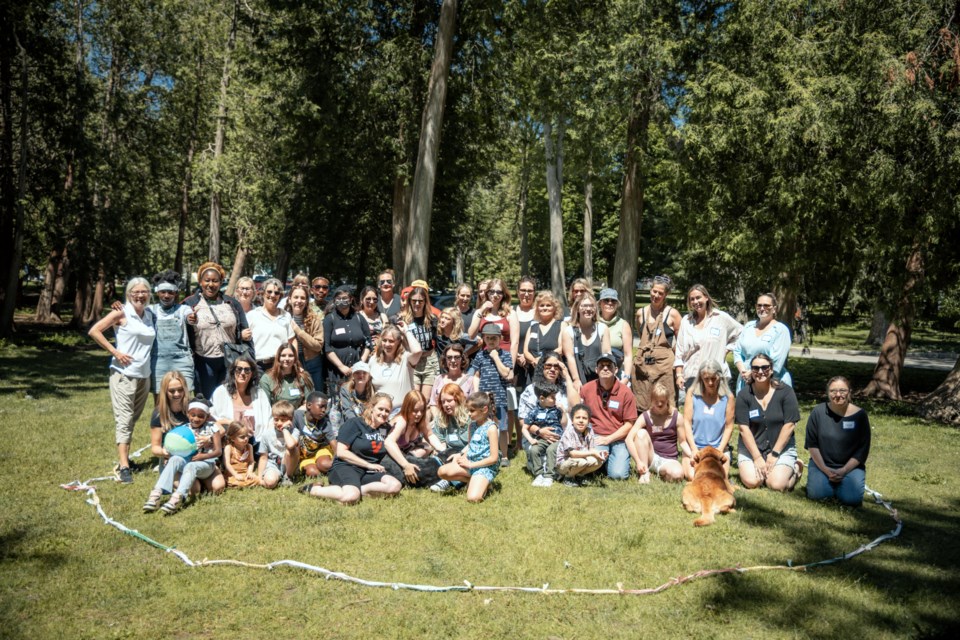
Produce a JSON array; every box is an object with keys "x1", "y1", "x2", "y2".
[
  {"x1": 488, "y1": 289, "x2": 504, "y2": 296},
  {"x1": 750, "y1": 364, "x2": 771, "y2": 373},
  {"x1": 756, "y1": 303, "x2": 773, "y2": 309},
  {"x1": 312, "y1": 284, "x2": 329, "y2": 290},
  {"x1": 543, "y1": 363, "x2": 561, "y2": 371},
  {"x1": 235, "y1": 366, "x2": 253, "y2": 374}
]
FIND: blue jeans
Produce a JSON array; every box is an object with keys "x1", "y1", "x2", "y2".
[
  {"x1": 303, "y1": 356, "x2": 325, "y2": 393},
  {"x1": 806, "y1": 462, "x2": 865, "y2": 506},
  {"x1": 154, "y1": 456, "x2": 216, "y2": 497},
  {"x1": 596, "y1": 440, "x2": 631, "y2": 480}
]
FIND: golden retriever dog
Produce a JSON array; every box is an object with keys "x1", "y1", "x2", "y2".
[{"x1": 681, "y1": 446, "x2": 736, "y2": 527}]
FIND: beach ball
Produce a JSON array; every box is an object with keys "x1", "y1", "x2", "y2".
[{"x1": 163, "y1": 425, "x2": 197, "y2": 460}]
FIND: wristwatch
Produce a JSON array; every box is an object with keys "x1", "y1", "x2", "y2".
[{"x1": 771, "y1": 450, "x2": 782, "y2": 458}]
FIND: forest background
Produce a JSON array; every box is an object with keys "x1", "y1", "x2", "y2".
[{"x1": 1, "y1": 0, "x2": 959, "y2": 418}]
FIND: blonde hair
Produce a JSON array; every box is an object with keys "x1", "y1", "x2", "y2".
[
  {"x1": 156, "y1": 371, "x2": 189, "y2": 431},
  {"x1": 439, "y1": 306, "x2": 464, "y2": 337},
  {"x1": 374, "y1": 324, "x2": 408, "y2": 361},
  {"x1": 533, "y1": 290, "x2": 560, "y2": 323}
]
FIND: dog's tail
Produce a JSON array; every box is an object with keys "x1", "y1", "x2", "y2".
[{"x1": 693, "y1": 504, "x2": 716, "y2": 527}]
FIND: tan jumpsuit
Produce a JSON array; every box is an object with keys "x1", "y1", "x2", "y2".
[{"x1": 633, "y1": 305, "x2": 676, "y2": 411}]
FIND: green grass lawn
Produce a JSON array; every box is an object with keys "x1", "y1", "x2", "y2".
[
  {"x1": 1, "y1": 331, "x2": 959, "y2": 639},
  {"x1": 808, "y1": 319, "x2": 960, "y2": 353}
]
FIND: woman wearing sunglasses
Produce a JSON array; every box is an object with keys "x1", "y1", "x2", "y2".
[
  {"x1": 733, "y1": 292, "x2": 793, "y2": 393},
  {"x1": 734, "y1": 353, "x2": 803, "y2": 491}
]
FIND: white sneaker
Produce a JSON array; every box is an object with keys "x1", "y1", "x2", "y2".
[
  {"x1": 430, "y1": 479, "x2": 452, "y2": 493},
  {"x1": 531, "y1": 475, "x2": 544, "y2": 487},
  {"x1": 541, "y1": 477, "x2": 554, "y2": 487}
]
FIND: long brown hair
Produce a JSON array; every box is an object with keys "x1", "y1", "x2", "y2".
[
  {"x1": 156, "y1": 371, "x2": 189, "y2": 431},
  {"x1": 267, "y1": 344, "x2": 312, "y2": 399}
]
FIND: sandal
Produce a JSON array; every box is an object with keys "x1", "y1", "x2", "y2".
[
  {"x1": 160, "y1": 492, "x2": 183, "y2": 515},
  {"x1": 142, "y1": 489, "x2": 163, "y2": 512},
  {"x1": 298, "y1": 482, "x2": 322, "y2": 496}
]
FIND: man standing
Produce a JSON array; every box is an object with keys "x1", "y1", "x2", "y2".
[
  {"x1": 579, "y1": 352, "x2": 638, "y2": 480},
  {"x1": 311, "y1": 276, "x2": 331, "y2": 314},
  {"x1": 377, "y1": 269, "x2": 401, "y2": 318}
]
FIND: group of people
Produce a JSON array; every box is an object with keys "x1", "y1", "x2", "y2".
[{"x1": 89, "y1": 264, "x2": 871, "y2": 512}]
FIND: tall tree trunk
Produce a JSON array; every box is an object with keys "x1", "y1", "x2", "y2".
[
  {"x1": 517, "y1": 139, "x2": 530, "y2": 277},
  {"x1": 544, "y1": 119, "x2": 566, "y2": 301},
  {"x1": 920, "y1": 356, "x2": 960, "y2": 425},
  {"x1": 81, "y1": 263, "x2": 105, "y2": 325},
  {"x1": 582, "y1": 163, "x2": 594, "y2": 286},
  {"x1": 0, "y1": 32, "x2": 26, "y2": 337},
  {"x1": 0, "y1": 9, "x2": 16, "y2": 316},
  {"x1": 175, "y1": 50, "x2": 203, "y2": 275},
  {"x1": 208, "y1": 0, "x2": 239, "y2": 264},
  {"x1": 225, "y1": 238, "x2": 247, "y2": 297},
  {"x1": 774, "y1": 273, "x2": 798, "y2": 343},
  {"x1": 866, "y1": 306, "x2": 887, "y2": 346},
  {"x1": 35, "y1": 246, "x2": 68, "y2": 322},
  {"x1": 455, "y1": 248, "x2": 465, "y2": 285},
  {"x1": 404, "y1": 0, "x2": 457, "y2": 283},
  {"x1": 612, "y1": 88, "x2": 650, "y2": 322},
  {"x1": 392, "y1": 173, "x2": 410, "y2": 284},
  {"x1": 863, "y1": 243, "x2": 925, "y2": 400}
]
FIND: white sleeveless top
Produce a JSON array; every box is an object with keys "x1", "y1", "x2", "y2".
[{"x1": 110, "y1": 302, "x2": 156, "y2": 379}]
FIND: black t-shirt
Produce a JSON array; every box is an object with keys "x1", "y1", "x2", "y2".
[
  {"x1": 150, "y1": 407, "x2": 188, "y2": 431},
  {"x1": 323, "y1": 310, "x2": 370, "y2": 367},
  {"x1": 804, "y1": 403, "x2": 871, "y2": 470},
  {"x1": 408, "y1": 314, "x2": 438, "y2": 352},
  {"x1": 527, "y1": 321, "x2": 562, "y2": 359},
  {"x1": 332, "y1": 417, "x2": 386, "y2": 466},
  {"x1": 735, "y1": 385, "x2": 801, "y2": 457}
]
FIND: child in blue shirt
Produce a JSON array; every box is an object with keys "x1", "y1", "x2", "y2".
[{"x1": 467, "y1": 323, "x2": 513, "y2": 465}]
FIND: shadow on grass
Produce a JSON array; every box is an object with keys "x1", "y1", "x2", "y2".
[
  {"x1": 703, "y1": 492, "x2": 960, "y2": 637},
  {"x1": 0, "y1": 347, "x2": 105, "y2": 399}
]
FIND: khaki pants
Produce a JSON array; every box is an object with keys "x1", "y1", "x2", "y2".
[
  {"x1": 110, "y1": 371, "x2": 150, "y2": 444},
  {"x1": 556, "y1": 455, "x2": 604, "y2": 478}
]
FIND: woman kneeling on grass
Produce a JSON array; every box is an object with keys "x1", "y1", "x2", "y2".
[
  {"x1": 300, "y1": 392, "x2": 402, "y2": 505},
  {"x1": 735, "y1": 353, "x2": 803, "y2": 491},
  {"x1": 805, "y1": 376, "x2": 870, "y2": 507},
  {"x1": 143, "y1": 396, "x2": 224, "y2": 514},
  {"x1": 437, "y1": 392, "x2": 500, "y2": 503}
]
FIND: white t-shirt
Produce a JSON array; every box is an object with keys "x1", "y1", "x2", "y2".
[
  {"x1": 369, "y1": 352, "x2": 415, "y2": 410},
  {"x1": 246, "y1": 307, "x2": 294, "y2": 362}
]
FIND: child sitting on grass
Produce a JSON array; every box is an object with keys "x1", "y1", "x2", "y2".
[
  {"x1": 257, "y1": 400, "x2": 300, "y2": 489},
  {"x1": 294, "y1": 391, "x2": 337, "y2": 478},
  {"x1": 436, "y1": 391, "x2": 501, "y2": 502},
  {"x1": 143, "y1": 396, "x2": 224, "y2": 514},
  {"x1": 555, "y1": 404, "x2": 607, "y2": 487},
  {"x1": 223, "y1": 421, "x2": 260, "y2": 488},
  {"x1": 522, "y1": 382, "x2": 567, "y2": 487}
]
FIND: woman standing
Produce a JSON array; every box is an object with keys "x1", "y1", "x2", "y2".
[
  {"x1": 259, "y1": 344, "x2": 314, "y2": 406},
  {"x1": 633, "y1": 275, "x2": 682, "y2": 411},
  {"x1": 455, "y1": 283, "x2": 480, "y2": 357},
  {"x1": 183, "y1": 262, "x2": 253, "y2": 400},
  {"x1": 234, "y1": 276, "x2": 258, "y2": 314},
  {"x1": 514, "y1": 277, "x2": 537, "y2": 386},
  {"x1": 357, "y1": 285, "x2": 388, "y2": 351},
  {"x1": 564, "y1": 278, "x2": 591, "y2": 320},
  {"x1": 88, "y1": 278, "x2": 156, "y2": 483},
  {"x1": 210, "y1": 353, "x2": 272, "y2": 443},
  {"x1": 805, "y1": 376, "x2": 871, "y2": 506},
  {"x1": 369, "y1": 323, "x2": 423, "y2": 411},
  {"x1": 403, "y1": 286, "x2": 439, "y2": 398},
  {"x1": 681, "y1": 361, "x2": 735, "y2": 480},
  {"x1": 523, "y1": 291, "x2": 565, "y2": 371},
  {"x1": 733, "y1": 293, "x2": 793, "y2": 393},
  {"x1": 434, "y1": 307, "x2": 464, "y2": 366},
  {"x1": 597, "y1": 288, "x2": 633, "y2": 381},
  {"x1": 246, "y1": 278, "x2": 294, "y2": 372},
  {"x1": 674, "y1": 284, "x2": 742, "y2": 400},
  {"x1": 735, "y1": 353, "x2": 803, "y2": 491},
  {"x1": 561, "y1": 293, "x2": 611, "y2": 392},
  {"x1": 300, "y1": 392, "x2": 403, "y2": 505},
  {"x1": 148, "y1": 270, "x2": 195, "y2": 398},
  {"x1": 323, "y1": 286, "x2": 371, "y2": 395},
  {"x1": 288, "y1": 284, "x2": 325, "y2": 391}
]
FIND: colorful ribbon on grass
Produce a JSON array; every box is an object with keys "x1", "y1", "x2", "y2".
[{"x1": 60, "y1": 469, "x2": 901, "y2": 596}]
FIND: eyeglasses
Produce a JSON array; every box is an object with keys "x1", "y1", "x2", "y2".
[
  {"x1": 519, "y1": 289, "x2": 535, "y2": 294},
  {"x1": 379, "y1": 279, "x2": 393, "y2": 285},
  {"x1": 750, "y1": 364, "x2": 772, "y2": 373},
  {"x1": 596, "y1": 361, "x2": 616, "y2": 370},
  {"x1": 488, "y1": 289, "x2": 504, "y2": 296},
  {"x1": 446, "y1": 355, "x2": 462, "y2": 361},
  {"x1": 312, "y1": 284, "x2": 329, "y2": 290},
  {"x1": 600, "y1": 299, "x2": 617, "y2": 304},
  {"x1": 828, "y1": 388, "x2": 850, "y2": 396},
  {"x1": 543, "y1": 363, "x2": 561, "y2": 371},
  {"x1": 237, "y1": 286, "x2": 253, "y2": 292},
  {"x1": 235, "y1": 366, "x2": 253, "y2": 374}
]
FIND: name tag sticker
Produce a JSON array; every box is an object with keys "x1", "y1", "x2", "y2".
[
  {"x1": 703, "y1": 406, "x2": 715, "y2": 416},
  {"x1": 710, "y1": 326, "x2": 721, "y2": 337},
  {"x1": 842, "y1": 420, "x2": 856, "y2": 430},
  {"x1": 335, "y1": 327, "x2": 346, "y2": 335},
  {"x1": 749, "y1": 409, "x2": 760, "y2": 419},
  {"x1": 761, "y1": 334, "x2": 773, "y2": 342},
  {"x1": 537, "y1": 412, "x2": 546, "y2": 420},
  {"x1": 529, "y1": 333, "x2": 538, "y2": 339},
  {"x1": 608, "y1": 400, "x2": 620, "y2": 410},
  {"x1": 655, "y1": 328, "x2": 662, "y2": 336},
  {"x1": 289, "y1": 388, "x2": 300, "y2": 397}
]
